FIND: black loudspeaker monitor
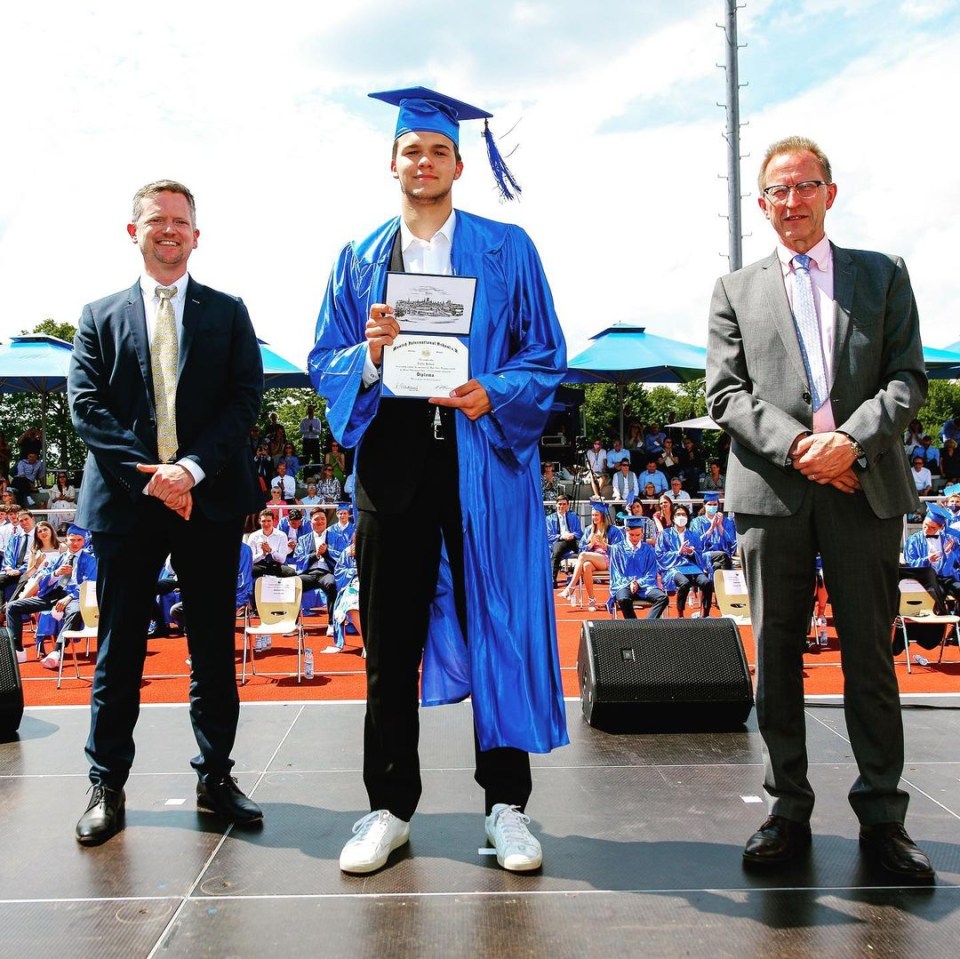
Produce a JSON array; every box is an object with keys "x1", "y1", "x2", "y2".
[
  {"x1": 577, "y1": 618, "x2": 754, "y2": 731},
  {"x1": 0, "y1": 629, "x2": 24, "y2": 738}
]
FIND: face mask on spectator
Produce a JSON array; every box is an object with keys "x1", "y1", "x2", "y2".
[{"x1": 674, "y1": 515, "x2": 688, "y2": 528}]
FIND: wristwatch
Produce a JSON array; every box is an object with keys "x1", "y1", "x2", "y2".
[{"x1": 846, "y1": 436, "x2": 868, "y2": 468}]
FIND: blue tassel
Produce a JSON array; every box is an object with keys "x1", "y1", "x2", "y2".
[{"x1": 483, "y1": 119, "x2": 521, "y2": 201}]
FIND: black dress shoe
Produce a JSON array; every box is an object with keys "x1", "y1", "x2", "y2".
[
  {"x1": 75, "y1": 785, "x2": 126, "y2": 846},
  {"x1": 859, "y1": 823, "x2": 935, "y2": 882},
  {"x1": 196, "y1": 776, "x2": 263, "y2": 826},
  {"x1": 743, "y1": 815, "x2": 812, "y2": 865}
]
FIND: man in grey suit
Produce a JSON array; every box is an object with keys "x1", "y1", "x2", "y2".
[{"x1": 706, "y1": 136, "x2": 933, "y2": 881}]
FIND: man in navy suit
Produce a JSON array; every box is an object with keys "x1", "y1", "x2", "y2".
[
  {"x1": 546, "y1": 495, "x2": 583, "y2": 589},
  {"x1": 68, "y1": 180, "x2": 265, "y2": 845}
]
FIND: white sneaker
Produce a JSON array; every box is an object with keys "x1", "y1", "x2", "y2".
[
  {"x1": 15, "y1": 648, "x2": 27, "y2": 665},
  {"x1": 319, "y1": 645, "x2": 342, "y2": 654},
  {"x1": 339, "y1": 810, "x2": 410, "y2": 874},
  {"x1": 559, "y1": 586, "x2": 572, "y2": 600},
  {"x1": 587, "y1": 598, "x2": 597, "y2": 611},
  {"x1": 41, "y1": 649, "x2": 61, "y2": 671},
  {"x1": 484, "y1": 804, "x2": 542, "y2": 872},
  {"x1": 816, "y1": 616, "x2": 828, "y2": 628}
]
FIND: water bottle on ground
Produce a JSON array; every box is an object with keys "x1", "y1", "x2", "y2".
[
  {"x1": 304, "y1": 648, "x2": 314, "y2": 680},
  {"x1": 913, "y1": 653, "x2": 929, "y2": 666}
]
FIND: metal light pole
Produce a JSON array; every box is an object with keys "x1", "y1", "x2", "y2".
[{"x1": 718, "y1": 0, "x2": 745, "y2": 272}]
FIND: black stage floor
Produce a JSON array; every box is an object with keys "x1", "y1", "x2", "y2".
[{"x1": 1, "y1": 697, "x2": 958, "y2": 958}]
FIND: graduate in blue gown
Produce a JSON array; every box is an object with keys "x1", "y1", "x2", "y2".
[
  {"x1": 903, "y1": 503, "x2": 960, "y2": 603},
  {"x1": 308, "y1": 87, "x2": 567, "y2": 875},
  {"x1": 655, "y1": 501, "x2": 715, "y2": 617},
  {"x1": 326, "y1": 503, "x2": 356, "y2": 566},
  {"x1": 609, "y1": 516, "x2": 668, "y2": 619},
  {"x1": 690, "y1": 491, "x2": 738, "y2": 571}
]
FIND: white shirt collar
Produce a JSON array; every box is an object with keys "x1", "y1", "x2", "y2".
[
  {"x1": 140, "y1": 271, "x2": 189, "y2": 302},
  {"x1": 399, "y1": 210, "x2": 456, "y2": 255}
]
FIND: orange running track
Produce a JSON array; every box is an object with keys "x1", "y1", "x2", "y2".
[{"x1": 18, "y1": 588, "x2": 960, "y2": 708}]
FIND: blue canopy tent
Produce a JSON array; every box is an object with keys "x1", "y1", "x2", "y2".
[
  {"x1": 258, "y1": 339, "x2": 311, "y2": 389},
  {"x1": 0, "y1": 334, "x2": 75, "y2": 470},
  {"x1": 0, "y1": 335, "x2": 309, "y2": 474},
  {"x1": 564, "y1": 323, "x2": 708, "y2": 441},
  {"x1": 929, "y1": 342, "x2": 960, "y2": 380}
]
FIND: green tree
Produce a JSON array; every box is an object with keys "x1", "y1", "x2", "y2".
[
  {"x1": 0, "y1": 319, "x2": 82, "y2": 476},
  {"x1": 918, "y1": 380, "x2": 960, "y2": 440},
  {"x1": 580, "y1": 379, "x2": 707, "y2": 442}
]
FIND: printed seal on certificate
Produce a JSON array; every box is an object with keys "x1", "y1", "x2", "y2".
[{"x1": 381, "y1": 334, "x2": 469, "y2": 399}]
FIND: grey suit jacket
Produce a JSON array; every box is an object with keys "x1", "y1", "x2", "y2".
[{"x1": 705, "y1": 244, "x2": 926, "y2": 519}]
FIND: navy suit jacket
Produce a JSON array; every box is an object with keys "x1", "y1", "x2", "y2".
[
  {"x1": 546, "y1": 510, "x2": 583, "y2": 546},
  {"x1": 69, "y1": 277, "x2": 265, "y2": 533}
]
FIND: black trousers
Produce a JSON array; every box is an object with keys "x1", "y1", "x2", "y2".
[
  {"x1": 356, "y1": 430, "x2": 531, "y2": 821},
  {"x1": 86, "y1": 502, "x2": 243, "y2": 789},
  {"x1": 298, "y1": 567, "x2": 337, "y2": 620}
]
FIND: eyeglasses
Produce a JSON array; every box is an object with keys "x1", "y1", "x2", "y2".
[{"x1": 761, "y1": 180, "x2": 828, "y2": 204}]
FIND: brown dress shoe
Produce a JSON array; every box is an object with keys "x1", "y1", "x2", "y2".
[
  {"x1": 75, "y1": 785, "x2": 125, "y2": 846},
  {"x1": 859, "y1": 823, "x2": 935, "y2": 882},
  {"x1": 743, "y1": 814, "x2": 812, "y2": 865}
]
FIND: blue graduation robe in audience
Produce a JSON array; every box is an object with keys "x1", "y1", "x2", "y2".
[
  {"x1": 308, "y1": 210, "x2": 568, "y2": 753},
  {"x1": 655, "y1": 527, "x2": 710, "y2": 589},
  {"x1": 690, "y1": 514, "x2": 737, "y2": 556},
  {"x1": 326, "y1": 521, "x2": 355, "y2": 566},
  {"x1": 609, "y1": 540, "x2": 660, "y2": 593},
  {"x1": 903, "y1": 530, "x2": 960, "y2": 578}
]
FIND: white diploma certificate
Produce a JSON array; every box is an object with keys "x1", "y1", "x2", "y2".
[
  {"x1": 381, "y1": 272, "x2": 475, "y2": 399},
  {"x1": 381, "y1": 335, "x2": 470, "y2": 399}
]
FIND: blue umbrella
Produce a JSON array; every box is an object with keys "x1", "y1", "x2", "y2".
[
  {"x1": 928, "y1": 342, "x2": 960, "y2": 380},
  {"x1": 258, "y1": 339, "x2": 311, "y2": 389},
  {"x1": 0, "y1": 334, "x2": 75, "y2": 468},
  {"x1": 565, "y1": 323, "x2": 707, "y2": 439}
]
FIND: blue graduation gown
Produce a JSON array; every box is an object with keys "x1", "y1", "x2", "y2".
[
  {"x1": 655, "y1": 527, "x2": 710, "y2": 589},
  {"x1": 903, "y1": 530, "x2": 959, "y2": 578},
  {"x1": 308, "y1": 210, "x2": 568, "y2": 753},
  {"x1": 609, "y1": 541, "x2": 660, "y2": 592}
]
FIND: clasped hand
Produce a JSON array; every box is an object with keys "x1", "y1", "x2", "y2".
[
  {"x1": 790, "y1": 432, "x2": 861, "y2": 494},
  {"x1": 137, "y1": 463, "x2": 195, "y2": 519}
]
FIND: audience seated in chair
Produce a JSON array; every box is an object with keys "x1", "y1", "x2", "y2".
[
  {"x1": 247, "y1": 509, "x2": 295, "y2": 581},
  {"x1": 655, "y1": 502, "x2": 714, "y2": 618},
  {"x1": 611, "y1": 458, "x2": 639, "y2": 502},
  {"x1": 652, "y1": 494, "x2": 674, "y2": 534},
  {"x1": 664, "y1": 475, "x2": 691, "y2": 505},
  {"x1": 902, "y1": 503, "x2": 960, "y2": 607},
  {"x1": 293, "y1": 506, "x2": 338, "y2": 641},
  {"x1": 317, "y1": 464, "x2": 343, "y2": 503},
  {"x1": 609, "y1": 516, "x2": 668, "y2": 619},
  {"x1": 326, "y1": 503, "x2": 355, "y2": 566},
  {"x1": 546, "y1": 494, "x2": 583, "y2": 589},
  {"x1": 690, "y1": 492, "x2": 736, "y2": 571},
  {"x1": 279, "y1": 508, "x2": 311, "y2": 555},
  {"x1": 0, "y1": 508, "x2": 36, "y2": 610},
  {"x1": 639, "y1": 459, "x2": 669, "y2": 496},
  {"x1": 331, "y1": 533, "x2": 362, "y2": 654},
  {"x1": 560, "y1": 503, "x2": 623, "y2": 611},
  {"x1": 7, "y1": 525, "x2": 97, "y2": 669}
]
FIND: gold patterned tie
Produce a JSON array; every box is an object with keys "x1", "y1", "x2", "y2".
[{"x1": 152, "y1": 285, "x2": 179, "y2": 463}]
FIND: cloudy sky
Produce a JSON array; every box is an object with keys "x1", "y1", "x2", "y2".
[{"x1": 1, "y1": 0, "x2": 958, "y2": 371}]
